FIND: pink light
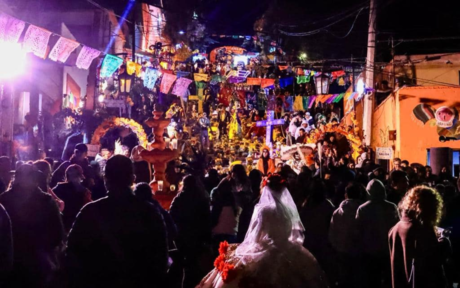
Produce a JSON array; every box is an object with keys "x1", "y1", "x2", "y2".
[{"x1": 0, "y1": 41, "x2": 27, "y2": 79}]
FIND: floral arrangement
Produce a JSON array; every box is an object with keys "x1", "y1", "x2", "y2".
[
  {"x1": 262, "y1": 173, "x2": 286, "y2": 187},
  {"x1": 214, "y1": 241, "x2": 240, "y2": 283},
  {"x1": 91, "y1": 117, "x2": 148, "y2": 148},
  {"x1": 305, "y1": 112, "x2": 363, "y2": 160}
]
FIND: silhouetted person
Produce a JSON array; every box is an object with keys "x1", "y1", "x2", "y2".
[
  {"x1": 356, "y1": 179, "x2": 400, "y2": 288},
  {"x1": 0, "y1": 164, "x2": 65, "y2": 288},
  {"x1": 170, "y1": 175, "x2": 211, "y2": 288},
  {"x1": 53, "y1": 165, "x2": 92, "y2": 232},
  {"x1": 66, "y1": 155, "x2": 168, "y2": 288},
  {"x1": 51, "y1": 143, "x2": 94, "y2": 189},
  {"x1": 134, "y1": 182, "x2": 177, "y2": 247},
  {"x1": 0, "y1": 203, "x2": 12, "y2": 286}
]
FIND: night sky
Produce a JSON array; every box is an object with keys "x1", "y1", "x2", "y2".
[{"x1": 7, "y1": 0, "x2": 460, "y2": 60}]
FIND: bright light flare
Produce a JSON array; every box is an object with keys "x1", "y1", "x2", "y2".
[
  {"x1": 0, "y1": 41, "x2": 26, "y2": 79},
  {"x1": 98, "y1": 95, "x2": 106, "y2": 103},
  {"x1": 356, "y1": 78, "x2": 365, "y2": 95}
]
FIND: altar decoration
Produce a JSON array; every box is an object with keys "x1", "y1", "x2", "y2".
[
  {"x1": 305, "y1": 112, "x2": 363, "y2": 160},
  {"x1": 91, "y1": 117, "x2": 148, "y2": 148}
]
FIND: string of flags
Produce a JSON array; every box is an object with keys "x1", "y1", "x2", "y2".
[{"x1": 0, "y1": 12, "x2": 119, "y2": 75}]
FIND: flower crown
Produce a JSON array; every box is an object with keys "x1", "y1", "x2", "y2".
[{"x1": 262, "y1": 173, "x2": 286, "y2": 187}]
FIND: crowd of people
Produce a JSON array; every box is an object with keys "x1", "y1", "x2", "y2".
[{"x1": 0, "y1": 139, "x2": 459, "y2": 288}]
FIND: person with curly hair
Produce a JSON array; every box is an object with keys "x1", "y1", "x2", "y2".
[{"x1": 389, "y1": 186, "x2": 448, "y2": 288}]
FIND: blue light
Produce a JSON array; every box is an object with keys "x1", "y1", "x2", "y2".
[
  {"x1": 104, "y1": 0, "x2": 136, "y2": 55},
  {"x1": 179, "y1": 30, "x2": 185, "y2": 35}
]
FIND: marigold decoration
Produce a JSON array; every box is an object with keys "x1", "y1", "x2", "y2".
[
  {"x1": 91, "y1": 117, "x2": 148, "y2": 148},
  {"x1": 214, "y1": 241, "x2": 240, "y2": 283},
  {"x1": 305, "y1": 112, "x2": 363, "y2": 160}
]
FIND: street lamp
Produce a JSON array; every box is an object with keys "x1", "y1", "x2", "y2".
[
  {"x1": 314, "y1": 74, "x2": 330, "y2": 95},
  {"x1": 118, "y1": 71, "x2": 133, "y2": 93}
]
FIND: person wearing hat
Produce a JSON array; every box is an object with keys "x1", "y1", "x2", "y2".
[
  {"x1": 305, "y1": 112, "x2": 315, "y2": 127},
  {"x1": 257, "y1": 146, "x2": 275, "y2": 176},
  {"x1": 53, "y1": 164, "x2": 92, "y2": 232},
  {"x1": 289, "y1": 113, "x2": 302, "y2": 144},
  {"x1": 295, "y1": 120, "x2": 310, "y2": 140},
  {"x1": 51, "y1": 143, "x2": 95, "y2": 189}
]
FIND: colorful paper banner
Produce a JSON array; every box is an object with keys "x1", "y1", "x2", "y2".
[
  {"x1": 0, "y1": 13, "x2": 25, "y2": 43},
  {"x1": 279, "y1": 77, "x2": 294, "y2": 88},
  {"x1": 172, "y1": 77, "x2": 192, "y2": 97},
  {"x1": 76, "y1": 45, "x2": 101, "y2": 70},
  {"x1": 333, "y1": 93, "x2": 345, "y2": 103},
  {"x1": 194, "y1": 73, "x2": 209, "y2": 82},
  {"x1": 126, "y1": 61, "x2": 142, "y2": 76},
  {"x1": 308, "y1": 96, "x2": 317, "y2": 108},
  {"x1": 49, "y1": 37, "x2": 80, "y2": 63},
  {"x1": 23, "y1": 25, "x2": 52, "y2": 59},
  {"x1": 100, "y1": 54, "x2": 123, "y2": 78},
  {"x1": 160, "y1": 73, "x2": 177, "y2": 94},
  {"x1": 261, "y1": 78, "x2": 275, "y2": 88},
  {"x1": 143, "y1": 68, "x2": 160, "y2": 89},
  {"x1": 247, "y1": 78, "x2": 262, "y2": 86},
  {"x1": 176, "y1": 71, "x2": 191, "y2": 78},
  {"x1": 296, "y1": 76, "x2": 308, "y2": 84}
]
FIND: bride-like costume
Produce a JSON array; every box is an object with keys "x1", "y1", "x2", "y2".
[{"x1": 197, "y1": 177, "x2": 327, "y2": 288}]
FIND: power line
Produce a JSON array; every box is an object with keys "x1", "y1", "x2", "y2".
[
  {"x1": 279, "y1": 7, "x2": 368, "y2": 37},
  {"x1": 376, "y1": 36, "x2": 460, "y2": 43},
  {"x1": 325, "y1": 7, "x2": 366, "y2": 39}
]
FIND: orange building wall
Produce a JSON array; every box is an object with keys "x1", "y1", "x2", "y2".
[
  {"x1": 371, "y1": 86, "x2": 460, "y2": 165},
  {"x1": 371, "y1": 94, "x2": 397, "y2": 152},
  {"x1": 398, "y1": 87, "x2": 460, "y2": 164}
]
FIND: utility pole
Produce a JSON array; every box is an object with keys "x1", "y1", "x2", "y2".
[
  {"x1": 391, "y1": 36, "x2": 395, "y2": 89},
  {"x1": 132, "y1": 1, "x2": 137, "y2": 62},
  {"x1": 363, "y1": 0, "x2": 378, "y2": 146}
]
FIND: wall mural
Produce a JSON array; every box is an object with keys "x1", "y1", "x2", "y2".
[{"x1": 412, "y1": 104, "x2": 460, "y2": 142}]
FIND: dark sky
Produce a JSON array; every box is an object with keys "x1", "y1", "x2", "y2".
[{"x1": 9, "y1": 0, "x2": 460, "y2": 60}]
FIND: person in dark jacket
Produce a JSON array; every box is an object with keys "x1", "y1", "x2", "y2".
[
  {"x1": 357, "y1": 179, "x2": 400, "y2": 288},
  {"x1": 299, "y1": 178, "x2": 336, "y2": 283},
  {"x1": 329, "y1": 182, "x2": 365, "y2": 288},
  {"x1": 169, "y1": 175, "x2": 211, "y2": 288},
  {"x1": 53, "y1": 165, "x2": 92, "y2": 232},
  {"x1": 389, "y1": 186, "x2": 448, "y2": 288},
  {"x1": 204, "y1": 169, "x2": 221, "y2": 194},
  {"x1": 66, "y1": 155, "x2": 168, "y2": 288},
  {"x1": 51, "y1": 143, "x2": 95, "y2": 189},
  {"x1": 0, "y1": 164, "x2": 65, "y2": 288},
  {"x1": 237, "y1": 169, "x2": 262, "y2": 242},
  {"x1": 134, "y1": 182, "x2": 177, "y2": 247},
  {"x1": 0, "y1": 203, "x2": 12, "y2": 286}
]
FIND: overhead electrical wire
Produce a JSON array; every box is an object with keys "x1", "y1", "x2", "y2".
[
  {"x1": 279, "y1": 6, "x2": 368, "y2": 37},
  {"x1": 324, "y1": 7, "x2": 366, "y2": 39}
]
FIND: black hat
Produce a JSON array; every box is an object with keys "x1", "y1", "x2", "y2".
[{"x1": 75, "y1": 143, "x2": 88, "y2": 153}]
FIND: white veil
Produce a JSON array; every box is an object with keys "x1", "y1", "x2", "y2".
[{"x1": 235, "y1": 185, "x2": 305, "y2": 263}]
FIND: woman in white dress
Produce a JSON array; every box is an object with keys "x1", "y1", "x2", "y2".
[{"x1": 197, "y1": 174, "x2": 328, "y2": 288}]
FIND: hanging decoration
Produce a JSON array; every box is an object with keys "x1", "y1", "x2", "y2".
[
  {"x1": 143, "y1": 68, "x2": 160, "y2": 89},
  {"x1": 23, "y1": 25, "x2": 52, "y2": 59},
  {"x1": 171, "y1": 77, "x2": 192, "y2": 97},
  {"x1": 48, "y1": 37, "x2": 80, "y2": 63},
  {"x1": 160, "y1": 73, "x2": 177, "y2": 94},
  {"x1": 100, "y1": 54, "x2": 123, "y2": 78},
  {"x1": 247, "y1": 78, "x2": 262, "y2": 86},
  {"x1": 0, "y1": 13, "x2": 25, "y2": 43},
  {"x1": 176, "y1": 71, "x2": 191, "y2": 78},
  {"x1": 76, "y1": 45, "x2": 101, "y2": 70},
  {"x1": 279, "y1": 77, "x2": 294, "y2": 88},
  {"x1": 126, "y1": 61, "x2": 142, "y2": 76},
  {"x1": 261, "y1": 79, "x2": 275, "y2": 88},
  {"x1": 194, "y1": 73, "x2": 209, "y2": 82}
]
